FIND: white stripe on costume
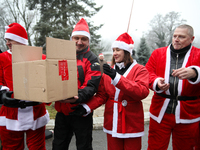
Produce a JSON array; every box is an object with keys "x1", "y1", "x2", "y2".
[
  {"x1": 156, "y1": 98, "x2": 170, "y2": 123},
  {"x1": 188, "y1": 66, "x2": 200, "y2": 84},
  {"x1": 111, "y1": 61, "x2": 139, "y2": 137},
  {"x1": 112, "y1": 73, "x2": 120, "y2": 86},
  {"x1": 165, "y1": 46, "x2": 170, "y2": 95},
  {"x1": 150, "y1": 46, "x2": 171, "y2": 123},
  {"x1": 153, "y1": 77, "x2": 164, "y2": 93},
  {"x1": 0, "y1": 107, "x2": 49, "y2": 131},
  {"x1": 176, "y1": 100, "x2": 200, "y2": 123},
  {"x1": 112, "y1": 87, "x2": 120, "y2": 134},
  {"x1": 174, "y1": 46, "x2": 191, "y2": 123},
  {"x1": 103, "y1": 127, "x2": 144, "y2": 138},
  {"x1": 7, "y1": 50, "x2": 12, "y2": 54}
]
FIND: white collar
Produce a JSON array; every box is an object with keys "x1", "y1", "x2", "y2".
[
  {"x1": 7, "y1": 50, "x2": 12, "y2": 54},
  {"x1": 116, "y1": 62, "x2": 125, "y2": 70}
]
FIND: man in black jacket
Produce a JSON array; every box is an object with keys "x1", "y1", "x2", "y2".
[{"x1": 52, "y1": 18, "x2": 101, "y2": 150}]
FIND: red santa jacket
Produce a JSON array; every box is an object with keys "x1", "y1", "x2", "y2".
[
  {"x1": 145, "y1": 46, "x2": 200, "y2": 124},
  {"x1": 0, "y1": 50, "x2": 49, "y2": 131},
  {"x1": 84, "y1": 61, "x2": 149, "y2": 138}
]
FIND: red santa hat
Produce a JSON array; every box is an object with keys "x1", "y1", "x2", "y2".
[
  {"x1": 112, "y1": 32, "x2": 134, "y2": 55},
  {"x1": 99, "y1": 53, "x2": 104, "y2": 58},
  {"x1": 4, "y1": 23, "x2": 28, "y2": 45},
  {"x1": 71, "y1": 18, "x2": 90, "y2": 40}
]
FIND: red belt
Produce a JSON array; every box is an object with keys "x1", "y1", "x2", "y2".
[{"x1": 111, "y1": 100, "x2": 130, "y2": 133}]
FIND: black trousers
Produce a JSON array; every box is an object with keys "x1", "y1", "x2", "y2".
[{"x1": 52, "y1": 112, "x2": 93, "y2": 150}]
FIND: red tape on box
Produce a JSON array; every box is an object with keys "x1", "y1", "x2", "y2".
[{"x1": 59, "y1": 60, "x2": 69, "y2": 81}]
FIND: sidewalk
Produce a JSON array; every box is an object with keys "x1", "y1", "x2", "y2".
[{"x1": 46, "y1": 90, "x2": 153, "y2": 130}]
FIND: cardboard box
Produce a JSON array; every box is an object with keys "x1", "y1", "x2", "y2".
[{"x1": 12, "y1": 37, "x2": 78, "y2": 103}]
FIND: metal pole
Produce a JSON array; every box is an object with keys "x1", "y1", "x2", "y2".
[{"x1": 127, "y1": 0, "x2": 134, "y2": 33}]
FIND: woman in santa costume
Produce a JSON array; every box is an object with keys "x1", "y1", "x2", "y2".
[
  {"x1": 70, "y1": 32, "x2": 149, "y2": 150},
  {"x1": 0, "y1": 23, "x2": 49, "y2": 150}
]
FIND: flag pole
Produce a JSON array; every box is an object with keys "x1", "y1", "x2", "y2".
[{"x1": 127, "y1": 0, "x2": 134, "y2": 33}]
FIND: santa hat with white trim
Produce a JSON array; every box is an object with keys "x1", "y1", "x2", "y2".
[
  {"x1": 71, "y1": 18, "x2": 90, "y2": 40},
  {"x1": 99, "y1": 53, "x2": 104, "y2": 58},
  {"x1": 4, "y1": 23, "x2": 28, "y2": 45},
  {"x1": 112, "y1": 32, "x2": 134, "y2": 55}
]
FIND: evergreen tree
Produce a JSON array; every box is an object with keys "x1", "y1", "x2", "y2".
[
  {"x1": 27, "y1": 0, "x2": 103, "y2": 54},
  {"x1": 137, "y1": 37, "x2": 151, "y2": 66}
]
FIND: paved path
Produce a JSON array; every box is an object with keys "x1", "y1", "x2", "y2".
[
  {"x1": 46, "y1": 90, "x2": 153, "y2": 130},
  {"x1": 42, "y1": 124, "x2": 172, "y2": 150}
]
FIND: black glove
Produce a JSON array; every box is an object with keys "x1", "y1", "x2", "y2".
[
  {"x1": 2, "y1": 91, "x2": 14, "y2": 100},
  {"x1": 0, "y1": 90, "x2": 7, "y2": 104},
  {"x1": 69, "y1": 105, "x2": 87, "y2": 116},
  {"x1": 1, "y1": 91, "x2": 20, "y2": 106},
  {"x1": 103, "y1": 64, "x2": 116, "y2": 79}
]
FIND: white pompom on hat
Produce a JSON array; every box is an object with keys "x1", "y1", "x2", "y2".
[
  {"x1": 71, "y1": 18, "x2": 90, "y2": 40},
  {"x1": 112, "y1": 32, "x2": 134, "y2": 55},
  {"x1": 4, "y1": 23, "x2": 28, "y2": 45}
]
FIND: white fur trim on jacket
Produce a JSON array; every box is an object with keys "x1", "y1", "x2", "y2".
[
  {"x1": 0, "y1": 86, "x2": 9, "y2": 91},
  {"x1": 103, "y1": 127, "x2": 144, "y2": 138},
  {"x1": 0, "y1": 108, "x2": 49, "y2": 131},
  {"x1": 153, "y1": 77, "x2": 164, "y2": 93},
  {"x1": 187, "y1": 66, "x2": 200, "y2": 84},
  {"x1": 82, "y1": 103, "x2": 91, "y2": 116}
]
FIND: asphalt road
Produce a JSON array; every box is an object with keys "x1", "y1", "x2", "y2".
[
  {"x1": 24, "y1": 123, "x2": 172, "y2": 150},
  {"x1": 44, "y1": 124, "x2": 172, "y2": 150}
]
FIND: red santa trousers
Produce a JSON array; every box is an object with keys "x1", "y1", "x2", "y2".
[
  {"x1": 107, "y1": 133, "x2": 141, "y2": 150},
  {"x1": 148, "y1": 113, "x2": 199, "y2": 150},
  {"x1": 195, "y1": 123, "x2": 200, "y2": 150},
  {"x1": 0, "y1": 126, "x2": 46, "y2": 150}
]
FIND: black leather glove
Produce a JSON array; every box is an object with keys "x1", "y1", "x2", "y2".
[
  {"x1": 2, "y1": 91, "x2": 20, "y2": 106},
  {"x1": 103, "y1": 64, "x2": 116, "y2": 79},
  {"x1": 0, "y1": 90, "x2": 7, "y2": 104},
  {"x1": 69, "y1": 105, "x2": 87, "y2": 116}
]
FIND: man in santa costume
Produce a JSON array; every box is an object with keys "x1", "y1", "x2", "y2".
[
  {"x1": 145, "y1": 24, "x2": 200, "y2": 150},
  {"x1": 70, "y1": 32, "x2": 149, "y2": 150},
  {"x1": 52, "y1": 18, "x2": 101, "y2": 150},
  {"x1": 0, "y1": 23, "x2": 49, "y2": 150}
]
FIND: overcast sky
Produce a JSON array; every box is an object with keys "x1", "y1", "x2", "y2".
[{"x1": 92, "y1": 0, "x2": 200, "y2": 49}]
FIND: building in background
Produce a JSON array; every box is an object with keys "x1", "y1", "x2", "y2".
[{"x1": 102, "y1": 51, "x2": 112, "y2": 65}]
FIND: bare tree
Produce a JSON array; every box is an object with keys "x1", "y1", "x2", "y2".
[
  {"x1": 0, "y1": 7, "x2": 10, "y2": 51},
  {"x1": 0, "y1": 0, "x2": 39, "y2": 50},
  {"x1": 145, "y1": 11, "x2": 186, "y2": 52},
  {"x1": 99, "y1": 39, "x2": 112, "y2": 52}
]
